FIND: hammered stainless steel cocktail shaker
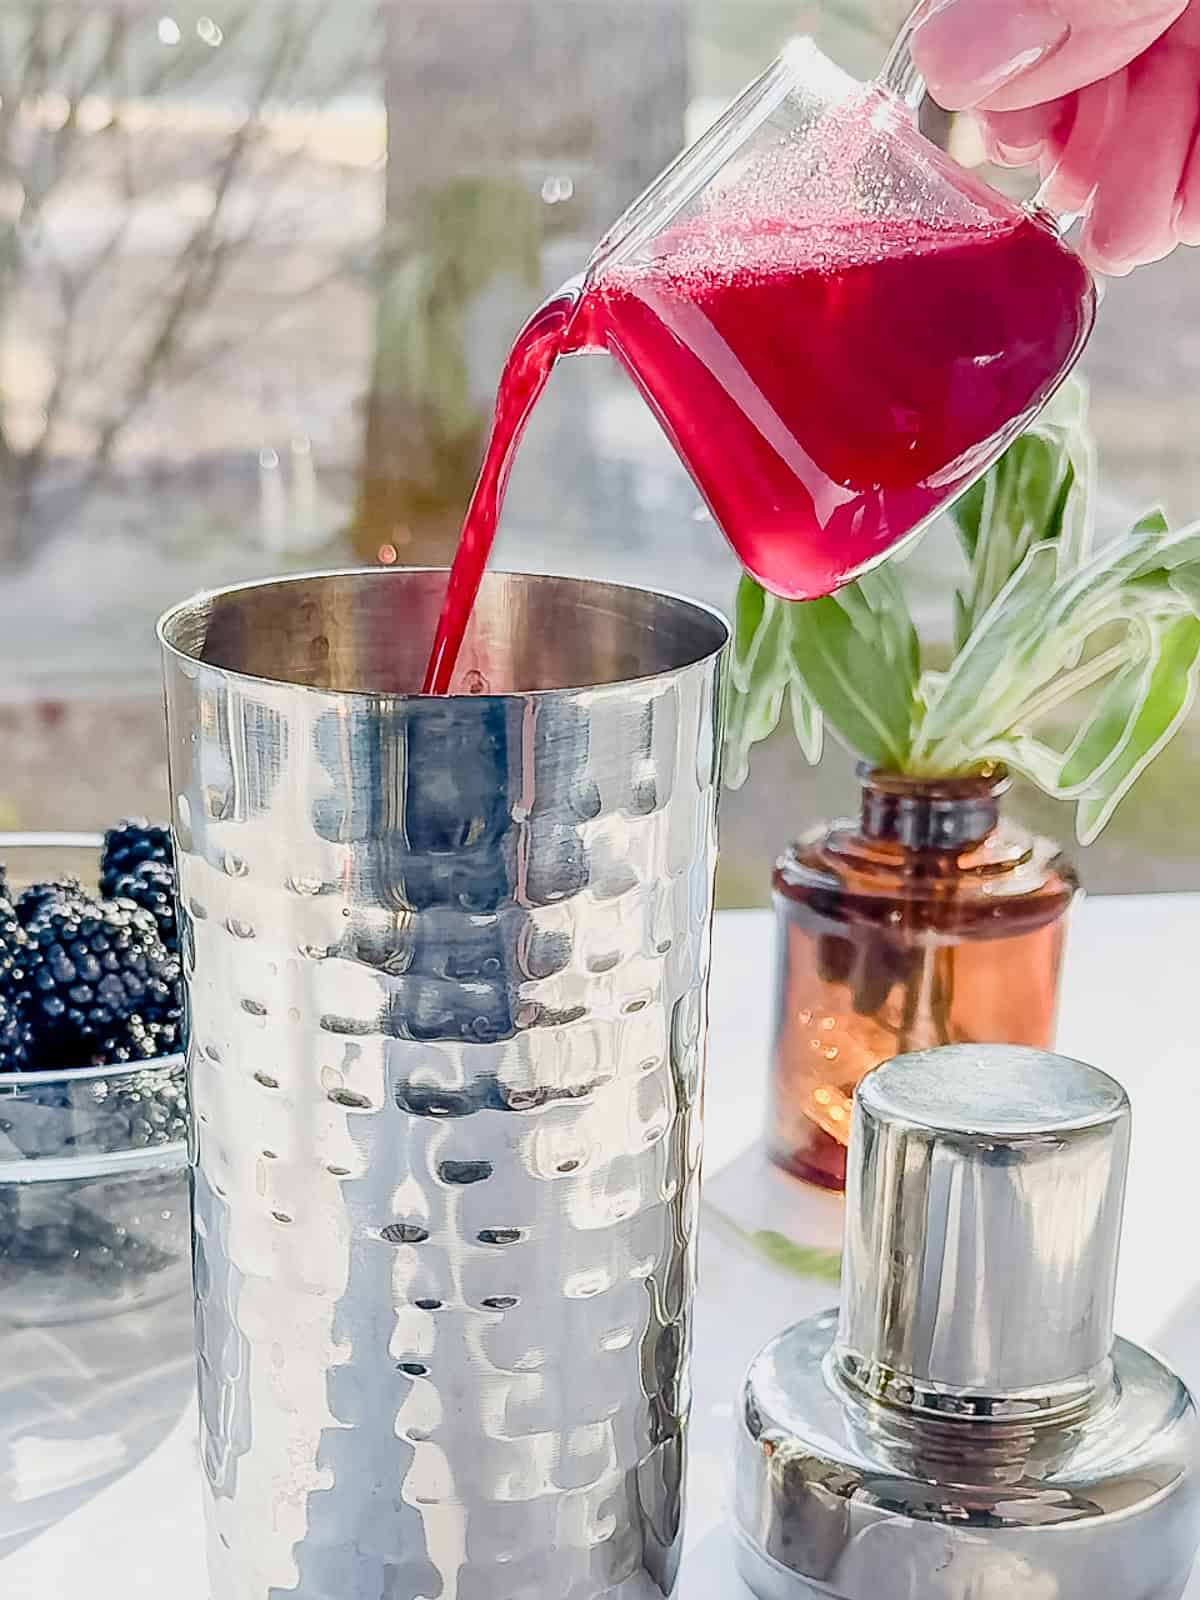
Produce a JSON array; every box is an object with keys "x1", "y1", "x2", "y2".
[
  {"x1": 158, "y1": 568, "x2": 727, "y2": 1600},
  {"x1": 735, "y1": 1044, "x2": 1200, "y2": 1600}
]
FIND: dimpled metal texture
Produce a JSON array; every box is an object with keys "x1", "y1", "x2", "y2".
[{"x1": 158, "y1": 569, "x2": 727, "y2": 1600}]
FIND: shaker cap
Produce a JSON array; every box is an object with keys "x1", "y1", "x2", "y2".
[{"x1": 836, "y1": 1044, "x2": 1130, "y2": 1419}]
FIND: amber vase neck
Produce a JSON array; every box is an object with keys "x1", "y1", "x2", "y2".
[{"x1": 858, "y1": 767, "x2": 1008, "y2": 851}]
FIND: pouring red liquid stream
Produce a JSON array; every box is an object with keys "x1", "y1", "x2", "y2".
[{"x1": 423, "y1": 209, "x2": 1092, "y2": 695}]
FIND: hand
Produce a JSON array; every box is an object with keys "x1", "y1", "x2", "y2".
[{"x1": 910, "y1": 0, "x2": 1200, "y2": 274}]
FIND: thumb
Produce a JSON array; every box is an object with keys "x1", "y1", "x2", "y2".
[{"x1": 910, "y1": 0, "x2": 1187, "y2": 112}]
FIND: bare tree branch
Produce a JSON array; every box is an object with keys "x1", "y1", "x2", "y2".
[
  {"x1": 0, "y1": 0, "x2": 362, "y2": 565},
  {"x1": 84, "y1": 5, "x2": 318, "y2": 482}
]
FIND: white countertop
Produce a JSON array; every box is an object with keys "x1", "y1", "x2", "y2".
[{"x1": 3, "y1": 895, "x2": 1198, "y2": 1598}]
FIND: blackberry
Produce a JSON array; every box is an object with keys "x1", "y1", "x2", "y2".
[
  {"x1": 0, "y1": 989, "x2": 33, "y2": 1072},
  {"x1": 16, "y1": 876, "x2": 86, "y2": 928},
  {"x1": 97, "y1": 1061, "x2": 189, "y2": 1146},
  {"x1": 0, "y1": 893, "x2": 25, "y2": 977},
  {"x1": 0, "y1": 892, "x2": 31, "y2": 1071},
  {"x1": 0, "y1": 1176, "x2": 184, "y2": 1297},
  {"x1": 100, "y1": 820, "x2": 173, "y2": 899},
  {"x1": 93, "y1": 1012, "x2": 183, "y2": 1067},
  {"x1": 19, "y1": 894, "x2": 182, "y2": 1070},
  {"x1": 111, "y1": 859, "x2": 178, "y2": 953},
  {"x1": 61, "y1": 1201, "x2": 178, "y2": 1285}
]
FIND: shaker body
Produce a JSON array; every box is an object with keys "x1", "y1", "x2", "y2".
[{"x1": 161, "y1": 569, "x2": 726, "y2": 1600}]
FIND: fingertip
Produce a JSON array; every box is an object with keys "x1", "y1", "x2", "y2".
[
  {"x1": 980, "y1": 102, "x2": 1065, "y2": 147},
  {"x1": 1041, "y1": 165, "x2": 1096, "y2": 216},
  {"x1": 1175, "y1": 207, "x2": 1200, "y2": 249},
  {"x1": 977, "y1": 102, "x2": 1068, "y2": 169},
  {"x1": 994, "y1": 141, "x2": 1045, "y2": 167},
  {"x1": 1079, "y1": 240, "x2": 1134, "y2": 277},
  {"x1": 1038, "y1": 78, "x2": 1122, "y2": 217},
  {"x1": 1172, "y1": 116, "x2": 1200, "y2": 245},
  {"x1": 988, "y1": 132, "x2": 1046, "y2": 167},
  {"x1": 1075, "y1": 35, "x2": 1198, "y2": 278},
  {"x1": 910, "y1": 0, "x2": 1071, "y2": 112},
  {"x1": 1080, "y1": 213, "x2": 1174, "y2": 276},
  {"x1": 1038, "y1": 142, "x2": 1065, "y2": 185}
]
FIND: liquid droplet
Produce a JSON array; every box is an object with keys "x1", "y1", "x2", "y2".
[
  {"x1": 477, "y1": 1227, "x2": 522, "y2": 1247},
  {"x1": 381, "y1": 1222, "x2": 428, "y2": 1245},
  {"x1": 328, "y1": 1087, "x2": 371, "y2": 1110}
]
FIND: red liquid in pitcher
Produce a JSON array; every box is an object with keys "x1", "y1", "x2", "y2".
[{"x1": 424, "y1": 211, "x2": 1092, "y2": 693}]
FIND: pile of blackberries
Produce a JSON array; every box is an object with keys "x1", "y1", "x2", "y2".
[{"x1": 0, "y1": 821, "x2": 183, "y2": 1074}]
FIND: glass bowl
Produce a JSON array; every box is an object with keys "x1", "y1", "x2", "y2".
[{"x1": 0, "y1": 833, "x2": 189, "y2": 1326}]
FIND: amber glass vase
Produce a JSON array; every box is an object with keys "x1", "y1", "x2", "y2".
[{"x1": 769, "y1": 768, "x2": 1079, "y2": 1191}]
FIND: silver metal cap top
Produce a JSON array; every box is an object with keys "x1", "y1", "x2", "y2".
[{"x1": 836, "y1": 1044, "x2": 1131, "y2": 1420}]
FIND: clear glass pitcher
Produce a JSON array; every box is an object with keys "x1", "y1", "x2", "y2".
[{"x1": 568, "y1": 22, "x2": 1096, "y2": 599}]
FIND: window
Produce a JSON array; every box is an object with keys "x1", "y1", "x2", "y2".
[{"x1": 0, "y1": 1, "x2": 1192, "y2": 901}]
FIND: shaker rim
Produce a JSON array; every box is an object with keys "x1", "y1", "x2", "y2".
[
  {"x1": 857, "y1": 1044, "x2": 1129, "y2": 1140},
  {"x1": 156, "y1": 564, "x2": 730, "y2": 704}
]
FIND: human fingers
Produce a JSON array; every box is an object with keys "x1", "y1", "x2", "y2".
[
  {"x1": 911, "y1": 0, "x2": 1187, "y2": 113},
  {"x1": 1039, "y1": 74, "x2": 1128, "y2": 213},
  {"x1": 979, "y1": 99, "x2": 1070, "y2": 163},
  {"x1": 1173, "y1": 119, "x2": 1200, "y2": 243},
  {"x1": 1080, "y1": 27, "x2": 1200, "y2": 272}
]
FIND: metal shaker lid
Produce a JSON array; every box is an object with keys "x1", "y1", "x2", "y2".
[{"x1": 836, "y1": 1044, "x2": 1131, "y2": 1420}]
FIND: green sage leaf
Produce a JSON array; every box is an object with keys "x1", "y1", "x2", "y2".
[
  {"x1": 723, "y1": 379, "x2": 1195, "y2": 841},
  {"x1": 1168, "y1": 568, "x2": 1200, "y2": 613},
  {"x1": 953, "y1": 590, "x2": 972, "y2": 657},
  {"x1": 789, "y1": 680, "x2": 824, "y2": 765},
  {"x1": 913, "y1": 543, "x2": 1060, "y2": 767},
  {"x1": 732, "y1": 573, "x2": 770, "y2": 691},
  {"x1": 1058, "y1": 635, "x2": 1155, "y2": 796},
  {"x1": 980, "y1": 733, "x2": 1070, "y2": 795},
  {"x1": 848, "y1": 565, "x2": 921, "y2": 683},
  {"x1": 1040, "y1": 524, "x2": 1200, "y2": 647},
  {"x1": 950, "y1": 473, "x2": 989, "y2": 566},
  {"x1": 1132, "y1": 507, "x2": 1170, "y2": 538},
  {"x1": 1074, "y1": 615, "x2": 1200, "y2": 845},
  {"x1": 1054, "y1": 390, "x2": 1098, "y2": 575},
  {"x1": 789, "y1": 587, "x2": 918, "y2": 768},
  {"x1": 725, "y1": 576, "x2": 797, "y2": 786},
  {"x1": 724, "y1": 672, "x2": 786, "y2": 790},
  {"x1": 951, "y1": 379, "x2": 1093, "y2": 648}
]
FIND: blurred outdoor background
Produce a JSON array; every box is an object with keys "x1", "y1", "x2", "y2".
[{"x1": 0, "y1": 0, "x2": 1195, "y2": 903}]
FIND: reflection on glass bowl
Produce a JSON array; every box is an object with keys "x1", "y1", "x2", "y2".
[{"x1": 0, "y1": 834, "x2": 188, "y2": 1326}]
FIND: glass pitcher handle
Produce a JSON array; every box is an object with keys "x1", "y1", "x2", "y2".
[
  {"x1": 878, "y1": 9, "x2": 928, "y2": 110},
  {"x1": 877, "y1": 6, "x2": 1083, "y2": 239}
]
